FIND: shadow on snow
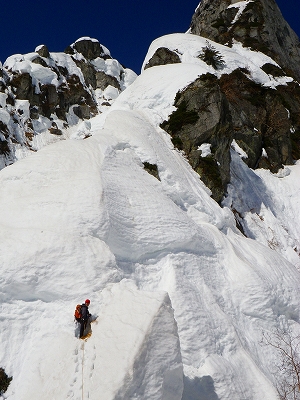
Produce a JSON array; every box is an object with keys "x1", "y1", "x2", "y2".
[{"x1": 182, "y1": 375, "x2": 219, "y2": 400}]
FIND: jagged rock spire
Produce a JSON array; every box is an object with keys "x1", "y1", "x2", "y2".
[{"x1": 190, "y1": 0, "x2": 300, "y2": 81}]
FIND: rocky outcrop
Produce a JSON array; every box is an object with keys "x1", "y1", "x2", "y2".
[
  {"x1": 156, "y1": 0, "x2": 300, "y2": 202},
  {"x1": 35, "y1": 44, "x2": 50, "y2": 58},
  {"x1": 161, "y1": 69, "x2": 300, "y2": 202},
  {"x1": 0, "y1": 37, "x2": 136, "y2": 169},
  {"x1": 144, "y1": 47, "x2": 181, "y2": 70},
  {"x1": 143, "y1": 162, "x2": 160, "y2": 180},
  {"x1": 161, "y1": 74, "x2": 232, "y2": 203},
  {"x1": 190, "y1": 0, "x2": 300, "y2": 81},
  {"x1": 65, "y1": 37, "x2": 111, "y2": 61},
  {"x1": 7, "y1": 70, "x2": 97, "y2": 121}
]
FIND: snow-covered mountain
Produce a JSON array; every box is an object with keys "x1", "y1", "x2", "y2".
[
  {"x1": 0, "y1": 37, "x2": 137, "y2": 169},
  {"x1": 0, "y1": 1, "x2": 300, "y2": 400}
]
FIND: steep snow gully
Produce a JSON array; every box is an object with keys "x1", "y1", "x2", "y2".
[{"x1": 0, "y1": 16, "x2": 300, "y2": 400}]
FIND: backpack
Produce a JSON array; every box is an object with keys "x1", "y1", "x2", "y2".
[
  {"x1": 74, "y1": 304, "x2": 82, "y2": 319},
  {"x1": 80, "y1": 304, "x2": 89, "y2": 321}
]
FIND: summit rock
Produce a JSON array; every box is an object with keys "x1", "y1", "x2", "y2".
[{"x1": 190, "y1": 0, "x2": 300, "y2": 81}]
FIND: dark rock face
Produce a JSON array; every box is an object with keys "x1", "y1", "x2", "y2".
[
  {"x1": 95, "y1": 71, "x2": 121, "y2": 91},
  {"x1": 36, "y1": 45, "x2": 50, "y2": 58},
  {"x1": 190, "y1": 0, "x2": 300, "y2": 81},
  {"x1": 161, "y1": 69, "x2": 300, "y2": 202},
  {"x1": 219, "y1": 69, "x2": 298, "y2": 170},
  {"x1": 68, "y1": 38, "x2": 111, "y2": 60},
  {"x1": 143, "y1": 162, "x2": 160, "y2": 180},
  {"x1": 10, "y1": 72, "x2": 33, "y2": 100},
  {"x1": 73, "y1": 60, "x2": 97, "y2": 89},
  {"x1": 144, "y1": 47, "x2": 181, "y2": 70},
  {"x1": 161, "y1": 74, "x2": 232, "y2": 203},
  {"x1": 8, "y1": 69, "x2": 96, "y2": 122}
]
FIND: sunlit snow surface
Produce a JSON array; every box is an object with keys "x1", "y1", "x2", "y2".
[
  {"x1": 142, "y1": 34, "x2": 293, "y2": 89},
  {"x1": 0, "y1": 33, "x2": 299, "y2": 400}
]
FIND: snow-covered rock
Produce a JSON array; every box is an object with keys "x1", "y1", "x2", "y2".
[
  {"x1": 0, "y1": 37, "x2": 137, "y2": 170},
  {"x1": 140, "y1": 33, "x2": 299, "y2": 202},
  {"x1": 190, "y1": 0, "x2": 300, "y2": 81}
]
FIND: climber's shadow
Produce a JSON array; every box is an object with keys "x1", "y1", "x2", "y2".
[{"x1": 182, "y1": 375, "x2": 219, "y2": 400}]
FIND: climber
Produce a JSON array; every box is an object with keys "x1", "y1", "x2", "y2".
[{"x1": 74, "y1": 299, "x2": 91, "y2": 338}]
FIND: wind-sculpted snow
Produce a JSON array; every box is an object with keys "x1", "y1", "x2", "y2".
[
  {"x1": 2, "y1": 281, "x2": 183, "y2": 400},
  {"x1": 134, "y1": 234, "x2": 299, "y2": 400},
  {"x1": 224, "y1": 151, "x2": 300, "y2": 268},
  {"x1": 0, "y1": 29, "x2": 300, "y2": 400},
  {"x1": 101, "y1": 112, "x2": 222, "y2": 262},
  {"x1": 1, "y1": 105, "x2": 299, "y2": 399}
]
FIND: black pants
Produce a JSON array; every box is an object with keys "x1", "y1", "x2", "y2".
[{"x1": 80, "y1": 318, "x2": 88, "y2": 338}]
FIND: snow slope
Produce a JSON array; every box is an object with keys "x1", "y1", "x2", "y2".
[
  {"x1": 224, "y1": 151, "x2": 300, "y2": 269},
  {"x1": 2, "y1": 280, "x2": 182, "y2": 400},
  {"x1": 0, "y1": 33, "x2": 300, "y2": 400}
]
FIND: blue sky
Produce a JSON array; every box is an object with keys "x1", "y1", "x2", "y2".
[{"x1": 0, "y1": 0, "x2": 299, "y2": 73}]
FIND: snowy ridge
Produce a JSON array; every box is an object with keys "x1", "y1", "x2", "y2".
[{"x1": 142, "y1": 33, "x2": 293, "y2": 89}]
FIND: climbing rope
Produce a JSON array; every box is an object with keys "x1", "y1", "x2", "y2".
[
  {"x1": 80, "y1": 320, "x2": 96, "y2": 399},
  {"x1": 81, "y1": 341, "x2": 85, "y2": 400}
]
